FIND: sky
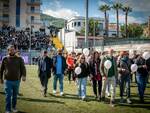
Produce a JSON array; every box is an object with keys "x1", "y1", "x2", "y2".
[{"x1": 41, "y1": 0, "x2": 150, "y2": 24}]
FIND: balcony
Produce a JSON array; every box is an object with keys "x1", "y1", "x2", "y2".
[
  {"x1": 27, "y1": 19, "x2": 42, "y2": 25},
  {"x1": 0, "y1": 16, "x2": 9, "y2": 22},
  {"x1": 26, "y1": 0, "x2": 42, "y2": 5},
  {"x1": 27, "y1": 9, "x2": 42, "y2": 14}
]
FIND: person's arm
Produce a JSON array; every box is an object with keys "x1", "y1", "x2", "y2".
[
  {"x1": 0, "y1": 57, "x2": 6, "y2": 84},
  {"x1": 100, "y1": 57, "x2": 106, "y2": 77},
  {"x1": 89, "y1": 61, "x2": 94, "y2": 77},
  {"x1": 135, "y1": 57, "x2": 146, "y2": 69},
  {"x1": 20, "y1": 58, "x2": 26, "y2": 81}
]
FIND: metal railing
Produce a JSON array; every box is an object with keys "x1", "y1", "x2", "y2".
[
  {"x1": 27, "y1": 19, "x2": 42, "y2": 24},
  {"x1": 27, "y1": 9, "x2": 42, "y2": 14},
  {"x1": 104, "y1": 38, "x2": 150, "y2": 46},
  {"x1": 26, "y1": 0, "x2": 42, "y2": 5}
]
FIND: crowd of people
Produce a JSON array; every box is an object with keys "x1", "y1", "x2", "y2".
[
  {"x1": 0, "y1": 25, "x2": 50, "y2": 50},
  {"x1": 1, "y1": 44, "x2": 150, "y2": 113}
]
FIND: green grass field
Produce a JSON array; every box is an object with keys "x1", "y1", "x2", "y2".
[{"x1": 0, "y1": 65, "x2": 150, "y2": 113}]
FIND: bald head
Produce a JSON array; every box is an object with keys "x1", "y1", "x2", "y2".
[{"x1": 108, "y1": 48, "x2": 114, "y2": 57}]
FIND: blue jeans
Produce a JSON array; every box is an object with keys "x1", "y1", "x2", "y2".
[
  {"x1": 136, "y1": 73, "x2": 147, "y2": 99},
  {"x1": 119, "y1": 75, "x2": 130, "y2": 98},
  {"x1": 4, "y1": 80, "x2": 20, "y2": 112},
  {"x1": 77, "y1": 77, "x2": 87, "y2": 98},
  {"x1": 53, "y1": 74, "x2": 64, "y2": 92}
]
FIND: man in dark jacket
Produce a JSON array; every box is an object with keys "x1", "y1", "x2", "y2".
[
  {"x1": 0, "y1": 45, "x2": 26, "y2": 113},
  {"x1": 52, "y1": 49, "x2": 67, "y2": 96},
  {"x1": 135, "y1": 52, "x2": 149, "y2": 103},
  {"x1": 38, "y1": 50, "x2": 53, "y2": 97},
  {"x1": 118, "y1": 51, "x2": 132, "y2": 104}
]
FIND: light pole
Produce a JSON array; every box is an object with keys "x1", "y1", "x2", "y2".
[
  {"x1": 64, "y1": 20, "x2": 66, "y2": 50},
  {"x1": 93, "y1": 20, "x2": 96, "y2": 48},
  {"x1": 85, "y1": 0, "x2": 88, "y2": 48},
  {"x1": 29, "y1": 26, "x2": 32, "y2": 65}
]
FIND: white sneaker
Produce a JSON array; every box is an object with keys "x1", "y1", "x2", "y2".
[
  {"x1": 60, "y1": 92, "x2": 64, "y2": 96},
  {"x1": 5, "y1": 111, "x2": 11, "y2": 113},
  {"x1": 127, "y1": 98, "x2": 132, "y2": 104},
  {"x1": 53, "y1": 90, "x2": 56, "y2": 94},
  {"x1": 12, "y1": 108, "x2": 18, "y2": 113}
]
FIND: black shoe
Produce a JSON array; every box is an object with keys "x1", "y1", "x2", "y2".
[
  {"x1": 101, "y1": 97, "x2": 105, "y2": 102},
  {"x1": 94, "y1": 95, "x2": 98, "y2": 100},
  {"x1": 140, "y1": 99, "x2": 144, "y2": 103},
  {"x1": 97, "y1": 96, "x2": 101, "y2": 102}
]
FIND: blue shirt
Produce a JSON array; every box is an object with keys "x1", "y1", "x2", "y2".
[{"x1": 56, "y1": 55, "x2": 62, "y2": 74}]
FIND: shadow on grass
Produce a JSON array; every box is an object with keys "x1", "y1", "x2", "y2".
[
  {"x1": 0, "y1": 91, "x2": 5, "y2": 95},
  {"x1": 17, "y1": 111, "x2": 27, "y2": 113},
  {"x1": 48, "y1": 93, "x2": 96, "y2": 102},
  {"x1": 18, "y1": 97, "x2": 65, "y2": 104},
  {"x1": 116, "y1": 98, "x2": 150, "y2": 110},
  {"x1": 117, "y1": 103, "x2": 150, "y2": 110}
]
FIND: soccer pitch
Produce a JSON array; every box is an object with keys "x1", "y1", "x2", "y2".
[{"x1": 0, "y1": 65, "x2": 150, "y2": 113}]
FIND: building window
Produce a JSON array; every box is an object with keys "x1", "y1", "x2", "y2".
[
  {"x1": 74, "y1": 22, "x2": 76, "y2": 26},
  {"x1": 72, "y1": 23, "x2": 73, "y2": 27},
  {"x1": 99, "y1": 23, "x2": 103, "y2": 30},
  {"x1": 31, "y1": 16, "x2": 34, "y2": 23},
  {"x1": 3, "y1": 3, "x2": 9, "y2": 7},
  {"x1": 31, "y1": 6, "x2": 35, "y2": 12},
  {"x1": 78, "y1": 22, "x2": 81, "y2": 26}
]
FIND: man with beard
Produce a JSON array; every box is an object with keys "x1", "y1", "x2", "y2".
[{"x1": 0, "y1": 45, "x2": 26, "y2": 113}]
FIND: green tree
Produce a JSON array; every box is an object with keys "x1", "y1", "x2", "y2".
[
  {"x1": 121, "y1": 24, "x2": 143, "y2": 38},
  {"x1": 112, "y1": 3, "x2": 122, "y2": 38},
  {"x1": 99, "y1": 4, "x2": 110, "y2": 38},
  {"x1": 80, "y1": 19, "x2": 99, "y2": 36},
  {"x1": 122, "y1": 6, "x2": 132, "y2": 38}
]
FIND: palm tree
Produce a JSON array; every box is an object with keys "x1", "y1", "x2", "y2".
[
  {"x1": 122, "y1": 6, "x2": 132, "y2": 38},
  {"x1": 99, "y1": 5, "x2": 110, "y2": 38},
  {"x1": 112, "y1": 3, "x2": 122, "y2": 38}
]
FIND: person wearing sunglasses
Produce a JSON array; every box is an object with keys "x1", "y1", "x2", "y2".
[{"x1": 75, "y1": 54, "x2": 90, "y2": 101}]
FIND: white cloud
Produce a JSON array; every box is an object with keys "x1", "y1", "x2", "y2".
[
  {"x1": 42, "y1": 0, "x2": 80, "y2": 19},
  {"x1": 109, "y1": 13, "x2": 143, "y2": 24},
  {"x1": 43, "y1": 8, "x2": 80, "y2": 20}
]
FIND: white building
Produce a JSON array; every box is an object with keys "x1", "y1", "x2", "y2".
[
  {"x1": 58, "y1": 29, "x2": 104, "y2": 53},
  {"x1": 0, "y1": 0, "x2": 42, "y2": 31},
  {"x1": 67, "y1": 16, "x2": 105, "y2": 36},
  {"x1": 108, "y1": 23, "x2": 122, "y2": 37}
]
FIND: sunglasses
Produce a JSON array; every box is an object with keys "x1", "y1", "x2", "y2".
[{"x1": 81, "y1": 57, "x2": 85, "y2": 59}]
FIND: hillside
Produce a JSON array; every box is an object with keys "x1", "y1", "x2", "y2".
[{"x1": 41, "y1": 13, "x2": 66, "y2": 28}]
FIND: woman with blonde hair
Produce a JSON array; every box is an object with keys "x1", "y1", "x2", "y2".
[{"x1": 75, "y1": 54, "x2": 90, "y2": 101}]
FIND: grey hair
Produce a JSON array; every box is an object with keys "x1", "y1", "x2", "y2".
[{"x1": 7, "y1": 45, "x2": 15, "y2": 51}]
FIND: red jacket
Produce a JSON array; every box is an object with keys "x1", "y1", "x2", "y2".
[{"x1": 66, "y1": 55, "x2": 75, "y2": 69}]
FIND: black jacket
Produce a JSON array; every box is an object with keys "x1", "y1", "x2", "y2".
[
  {"x1": 0, "y1": 55, "x2": 26, "y2": 81},
  {"x1": 89, "y1": 59, "x2": 101, "y2": 76},
  {"x1": 38, "y1": 56, "x2": 53, "y2": 78},
  {"x1": 76, "y1": 62, "x2": 90, "y2": 78},
  {"x1": 135, "y1": 56, "x2": 148, "y2": 76}
]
